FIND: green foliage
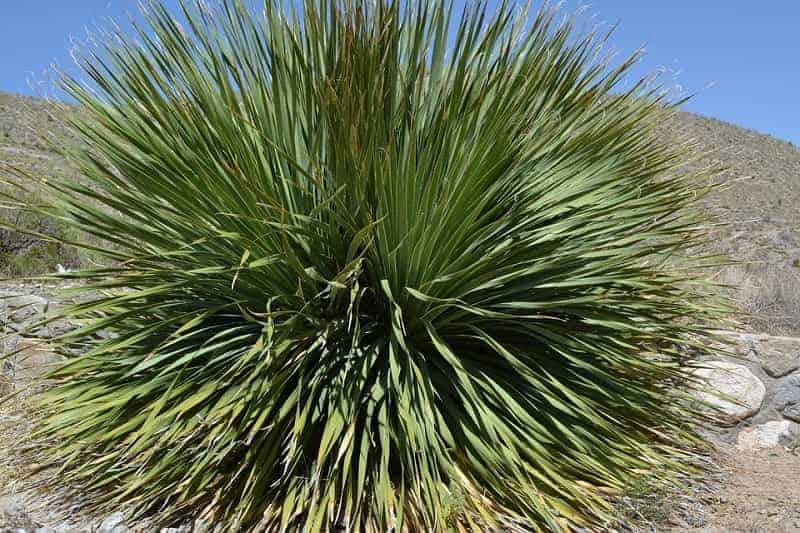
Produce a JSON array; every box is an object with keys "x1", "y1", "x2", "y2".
[{"x1": 22, "y1": 0, "x2": 725, "y2": 530}]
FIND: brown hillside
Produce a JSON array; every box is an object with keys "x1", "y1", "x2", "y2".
[{"x1": 663, "y1": 111, "x2": 800, "y2": 334}]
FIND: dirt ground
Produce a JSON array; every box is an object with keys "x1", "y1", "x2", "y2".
[{"x1": 684, "y1": 447, "x2": 800, "y2": 533}]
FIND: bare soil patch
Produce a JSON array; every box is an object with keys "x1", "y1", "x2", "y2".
[{"x1": 685, "y1": 447, "x2": 800, "y2": 532}]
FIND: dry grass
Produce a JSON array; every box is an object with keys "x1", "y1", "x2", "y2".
[
  {"x1": 658, "y1": 111, "x2": 800, "y2": 335},
  {"x1": 716, "y1": 263, "x2": 800, "y2": 335}
]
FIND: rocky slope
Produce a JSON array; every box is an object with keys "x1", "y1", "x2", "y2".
[
  {"x1": 0, "y1": 92, "x2": 80, "y2": 276},
  {"x1": 660, "y1": 112, "x2": 800, "y2": 335}
]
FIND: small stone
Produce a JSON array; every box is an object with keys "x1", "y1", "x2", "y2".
[
  {"x1": 160, "y1": 526, "x2": 192, "y2": 533},
  {"x1": 773, "y1": 374, "x2": 800, "y2": 422},
  {"x1": 0, "y1": 498, "x2": 35, "y2": 530},
  {"x1": 732, "y1": 337, "x2": 756, "y2": 357},
  {"x1": 693, "y1": 361, "x2": 766, "y2": 423},
  {"x1": 39, "y1": 526, "x2": 75, "y2": 533},
  {"x1": 160, "y1": 525, "x2": 193, "y2": 533},
  {"x1": 97, "y1": 513, "x2": 127, "y2": 533},
  {"x1": 756, "y1": 339, "x2": 800, "y2": 378},
  {"x1": 31, "y1": 319, "x2": 75, "y2": 340},
  {"x1": 8, "y1": 339, "x2": 62, "y2": 382},
  {"x1": 736, "y1": 420, "x2": 800, "y2": 450},
  {"x1": 5, "y1": 322, "x2": 26, "y2": 333}
]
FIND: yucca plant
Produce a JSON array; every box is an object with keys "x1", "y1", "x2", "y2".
[{"x1": 8, "y1": 0, "x2": 726, "y2": 530}]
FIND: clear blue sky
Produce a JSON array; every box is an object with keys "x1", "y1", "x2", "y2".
[{"x1": 1, "y1": 1, "x2": 797, "y2": 144}]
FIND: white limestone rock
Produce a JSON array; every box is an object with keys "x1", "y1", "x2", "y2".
[{"x1": 693, "y1": 361, "x2": 765, "y2": 423}]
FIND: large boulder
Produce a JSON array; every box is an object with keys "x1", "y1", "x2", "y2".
[
  {"x1": 773, "y1": 373, "x2": 800, "y2": 422},
  {"x1": 755, "y1": 338, "x2": 800, "y2": 378},
  {"x1": 693, "y1": 361, "x2": 765, "y2": 423},
  {"x1": 0, "y1": 292, "x2": 75, "y2": 340}
]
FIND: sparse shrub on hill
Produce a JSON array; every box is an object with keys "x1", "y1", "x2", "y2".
[
  {"x1": 0, "y1": 92, "x2": 87, "y2": 275},
  {"x1": 17, "y1": 0, "x2": 726, "y2": 530}
]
